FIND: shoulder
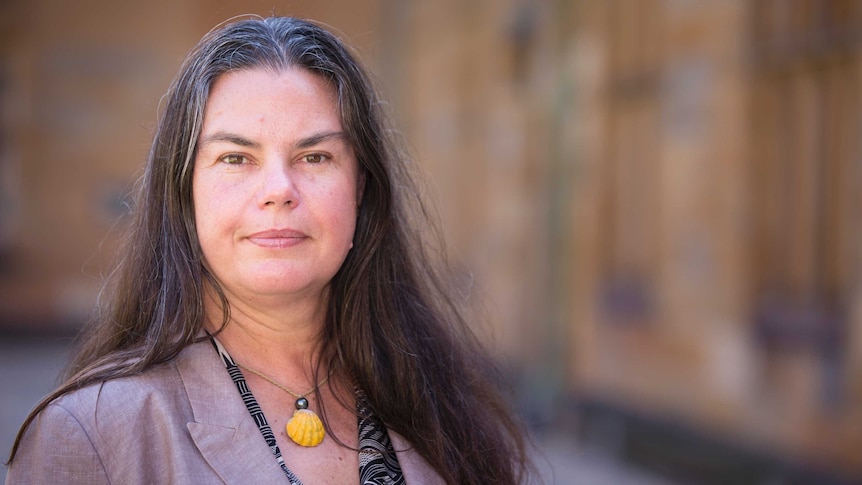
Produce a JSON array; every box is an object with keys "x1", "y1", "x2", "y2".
[
  {"x1": 50, "y1": 355, "x2": 189, "y2": 426},
  {"x1": 7, "y1": 352, "x2": 192, "y2": 484},
  {"x1": 27, "y1": 340, "x2": 218, "y2": 445},
  {"x1": 8, "y1": 340, "x2": 232, "y2": 483},
  {"x1": 52, "y1": 338, "x2": 218, "y2": 424},
  {"x1": 6, "y1": 400, "x2": 111, "y2": 484}
]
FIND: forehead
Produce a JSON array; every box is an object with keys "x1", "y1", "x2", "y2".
[{"x1": 201, "y1": 67, "x2": 342, "y2": 138}]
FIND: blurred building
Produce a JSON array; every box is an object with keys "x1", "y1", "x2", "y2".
[
  {"x1": 565, "y1": 1, "x2": 862, "y2": 484},
  {"x1": 1, "y1": 1, "x2": 861, "y2": 484}
]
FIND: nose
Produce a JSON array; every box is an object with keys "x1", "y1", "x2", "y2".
[{"x1": 259, "y1": 161, "x2": 297, "y2": 208}]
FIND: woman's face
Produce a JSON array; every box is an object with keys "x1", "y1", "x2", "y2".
[{"x1": 192, "y1": 67, "x2": 362, "y2": 305}]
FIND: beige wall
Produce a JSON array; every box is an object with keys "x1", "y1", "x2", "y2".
[{"x1": 568, "y1": 0, "x2": 862, "y2": 476}]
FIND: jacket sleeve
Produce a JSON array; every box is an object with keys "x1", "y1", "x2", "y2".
[{"x1": 5, "y1": 403, "x2": 110, "y2": 485}]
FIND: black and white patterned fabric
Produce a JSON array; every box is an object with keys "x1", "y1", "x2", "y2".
[
  {"x1": 357, "y1": 391, "x2": 406, "y2": 485},
  {"x1": 211, "y1": 337, "x2": 405, "y2": 484}
]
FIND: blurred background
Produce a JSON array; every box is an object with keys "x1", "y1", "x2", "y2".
[{"x1": 1, "y1": 1, "x2": 862, "y2": 484}]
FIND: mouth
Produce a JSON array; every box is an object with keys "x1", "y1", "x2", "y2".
[{"x1": 247, "y1": 229, "x2": 308, "y2": 248}]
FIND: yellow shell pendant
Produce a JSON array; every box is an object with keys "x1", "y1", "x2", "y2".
[{"x1": 286, "y1": 398, "x2": 325, "y2": 447}]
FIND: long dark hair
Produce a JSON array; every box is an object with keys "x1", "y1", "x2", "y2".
[{"x1": 9, "y1": 16, "x2": 532, "y2": 484}]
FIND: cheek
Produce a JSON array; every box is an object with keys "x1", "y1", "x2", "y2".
[
  {"x1": 329, "y1": 187, "x2": 359, "y2": 239},
  {"x1": 192, "y1": 180, "x2": 229, "y2": 253}
]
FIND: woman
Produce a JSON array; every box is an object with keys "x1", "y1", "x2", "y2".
[{"x1": 6, "y1": 16, "x2": 532, "y2": 484}]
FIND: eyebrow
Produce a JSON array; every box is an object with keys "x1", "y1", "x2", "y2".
[
  {"x1": 295, "y1": 131, "x2": 348, "y2": 149},
  {"x1": 198, "y1": 132, "x2": 261, "y2": 149},
  {"x1": 198, "y1": 130, "x2": 348, "y2": 150}
]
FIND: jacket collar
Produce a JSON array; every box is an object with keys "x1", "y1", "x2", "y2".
[{"x1": 175, "y1": 338, "x2": 288, "y2": 484}]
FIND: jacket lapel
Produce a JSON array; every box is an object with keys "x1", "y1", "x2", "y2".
[
  {"x1": 390, "y1": 430, "x2": 446, "y2": 485},
  {"x1": 176, "y1": 340, "x2": 287, "y2": 484}
]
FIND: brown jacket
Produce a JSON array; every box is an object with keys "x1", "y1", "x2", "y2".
[{"x1": 6, "y1": 339, "x2": 443, "y2": 484}]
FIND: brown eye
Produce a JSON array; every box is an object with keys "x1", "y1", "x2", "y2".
[
  {"x1": 221, "y1": 154, "x2": 246, "y2": 165},
  {"x1": 304, "y1": 153, "x2": 325, "y2": 164}
]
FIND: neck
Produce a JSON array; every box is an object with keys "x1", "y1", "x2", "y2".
[{"x1": 203, "y1": 285, "x2": 328, "y2": 376}]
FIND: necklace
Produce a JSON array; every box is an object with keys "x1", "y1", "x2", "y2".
[{"x1": 236, "y1": 362, "x2": 330, "y2": 447}]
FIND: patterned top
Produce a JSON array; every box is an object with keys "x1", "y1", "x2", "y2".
[{"x1": 211, "y1": 338, "x2": 406, "y2": 484}]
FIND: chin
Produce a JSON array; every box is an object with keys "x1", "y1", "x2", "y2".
[{"x1": 242, "y1": 276, "x2": 328, "y2": 298}]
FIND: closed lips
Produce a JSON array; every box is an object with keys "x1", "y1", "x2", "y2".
[{"x1": 247, "y1": 229, "x2": 307, "y2": 248}]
